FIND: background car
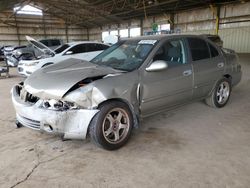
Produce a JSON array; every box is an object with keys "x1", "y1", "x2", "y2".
[
  {"x1": 4, "y1": 45, "x2": 27, "y2": 66},
  {"x1": 18, "y1": 37, "x2": 110, "y2": 77},
  {"x1": 4, "y1": 38, "x2": 63, "y2": 67}
]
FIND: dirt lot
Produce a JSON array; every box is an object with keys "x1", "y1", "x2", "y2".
[{"x1": 0, "y1": 54, "x2": 250, "y2": 188}]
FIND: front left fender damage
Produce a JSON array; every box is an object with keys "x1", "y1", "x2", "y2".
[{"x1": 12, "y1": 84, "x2": 99, "y2": 139}]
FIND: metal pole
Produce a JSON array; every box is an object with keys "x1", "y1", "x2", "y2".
[
  {"x1": 14, "y1": 13, "x2": 21, "y2": 45},
  {"x1": 140, "y1": 18, "x2": 143, "y2": 36},
  {"x1": 65, "y1": 24, "x2": 69, "y2": 43},
  {"x1": 42, "y1": 14, "x2": 47, "y2": 38},
  {"x1": 215, "y1": 6, "x2": 220, "y2": 35}
]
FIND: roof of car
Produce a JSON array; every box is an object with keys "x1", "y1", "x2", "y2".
[
  {"x1": 67, "y1": 41, "x2": 106, "y2": 46},
  {"x1": 122, "y1": 34, "x2": 208, "y2": 41}
]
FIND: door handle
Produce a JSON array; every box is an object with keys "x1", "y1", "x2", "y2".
[
  {"x1": 217, "y1": 62, "x2": 224, "y2": 68},
  {"x1": 183, "y1": 70, "x2": 192, "y2": 76}
]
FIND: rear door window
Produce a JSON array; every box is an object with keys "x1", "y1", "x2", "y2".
[
  {"x1": 187, "y1": 38, "x2": 210, "y2": 61},
  {"x1": 96, "y1": 44, "x2": 109, "y2": 50},
  {"x1": 68, "y1": 44, "x2": 87, "y2": 54},
  {"x1": 85, "y1": 44, "x2": 97, "y2": 52}
]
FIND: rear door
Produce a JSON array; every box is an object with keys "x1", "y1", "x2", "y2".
[
  {"x1": 140, "y1": 38, "x2": 193, "y2": 117},
  {"x1": 187, "y1": 37, "x2": 225, "y2": 99}
]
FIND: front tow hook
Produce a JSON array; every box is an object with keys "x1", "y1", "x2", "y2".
[{"x1": 15, "y1": 120, "x2": 23, "y2": 128}]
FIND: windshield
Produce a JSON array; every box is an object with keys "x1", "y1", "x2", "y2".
[
  {"x1": 54, "y1": 44, "x2": 70, "y2": 54},
  {"x1": 90, "y1": 39, "x2": 157, "y2": 71}
]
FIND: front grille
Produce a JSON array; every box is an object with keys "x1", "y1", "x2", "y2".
[
  {"x1": 17, "y1": 114, "x2": 40, "y2": 130},
  {"x1": 26, "y1": 92, "x2": 39, "y2": 103}
]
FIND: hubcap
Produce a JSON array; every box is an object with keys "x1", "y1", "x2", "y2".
[
  {"x1": 102, "y1": 108, "x2": 130, "y2": 144},
  {"x1": 216, "y1": 81, "x2": 230, "y2": 105}
]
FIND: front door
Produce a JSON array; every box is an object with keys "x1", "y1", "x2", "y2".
[{"x1": 140, "y1": 38, "x2": 193, "y2": 117}]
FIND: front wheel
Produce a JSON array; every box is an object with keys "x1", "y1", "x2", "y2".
[
  {"x1": 205, "y1": 77, "x2": 231, "y2": 108},
  {"x1": 89, "y1": 101, "x2": 133, "y2": 150}
]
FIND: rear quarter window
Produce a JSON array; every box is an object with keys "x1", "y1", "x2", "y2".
[{"x1": 187, "y1": 38, "x2": 210, "y2": 61}]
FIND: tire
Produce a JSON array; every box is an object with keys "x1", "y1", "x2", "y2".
[
  {"x1": 205, "y1": 77, "x2": 231, "y2": 108},
  {"x1": 89, "y1": 101, "x2": 133, "y2": 150},
  {"x1": 15, "y1": 120, "x2": 23, "y2": 128}
]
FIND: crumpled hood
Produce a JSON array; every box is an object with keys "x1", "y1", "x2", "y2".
[{"x1": 24, "y1": 58, "x2": 121, "y2": 99}]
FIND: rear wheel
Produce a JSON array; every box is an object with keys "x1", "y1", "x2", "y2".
[
  {"x1": 205, "y1": 77, "x2": 231, "y2": 108},
  {"x1": 89, "y1": 101, "x2": 133, "y2": 150}
]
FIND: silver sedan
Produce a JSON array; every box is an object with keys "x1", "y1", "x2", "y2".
[{"x1": 11, "y1": 35, "x2": 242, "y2": 150}]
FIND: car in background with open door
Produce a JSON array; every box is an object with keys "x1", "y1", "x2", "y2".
[
  {"x1": 17, "y1": 36, "x2": 110, "y2": 77},
  {"x1": 4, "y1": 38, "x2": 63, "y2": 67}
]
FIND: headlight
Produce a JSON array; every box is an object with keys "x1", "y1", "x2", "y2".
[
  {"x1": 41, "y1": 99, "x2": 79, "y2": 111},
  {"x1": 26, "y1": 61, "x2": 39, "y2": 66}
]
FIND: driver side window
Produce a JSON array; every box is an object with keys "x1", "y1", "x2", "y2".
[{"x1": 153, "y1": 39, "x2": 186, "y2": 67}]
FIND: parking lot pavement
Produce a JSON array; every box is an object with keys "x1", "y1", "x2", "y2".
[{"x1": 0, "y1": 54, "x2": 250, "y2": 188}]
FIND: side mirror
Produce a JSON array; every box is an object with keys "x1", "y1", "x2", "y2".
[
  {"x1": 146, "y1": 60, "x2": 168, "y2": 72},
  {"x1": 65, "y1": 51, "x2": 73, "y2": 55}
]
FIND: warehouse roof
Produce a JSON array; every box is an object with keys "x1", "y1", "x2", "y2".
[{"x1": 0, "y1": 0, "x2": 246, "y2": 28}]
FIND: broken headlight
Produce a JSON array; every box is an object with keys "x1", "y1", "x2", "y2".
[{"x1": 41, "y1": 99, "x2": 78, "y2": 111}]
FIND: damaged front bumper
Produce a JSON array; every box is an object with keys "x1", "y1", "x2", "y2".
[{"x1": 11, "y1": 85, "x2": 99, "y2": 140}]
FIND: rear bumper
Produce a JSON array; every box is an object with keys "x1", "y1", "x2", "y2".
[{"x1": 11, "y1": 85, "x2": 99, "y2": 139}]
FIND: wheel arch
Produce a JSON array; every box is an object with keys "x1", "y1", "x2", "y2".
[
  {"x1": 97, "y1": 98, "x2": 139, "y2": 128},
  {"x1": 42, "y1": 62, "x2": 54, "y2": 67},
  {"x1": 207, "y1": 75, "x2": 232, "y2": 98}
]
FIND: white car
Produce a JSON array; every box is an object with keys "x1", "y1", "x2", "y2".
[{"x1": 18, "y1": 36, "x2": 110, "y2": 77}]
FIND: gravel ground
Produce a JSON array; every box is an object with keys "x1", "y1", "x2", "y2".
[{"x1": 0, "y1": 54, "x2": 249, "y2": 188}]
